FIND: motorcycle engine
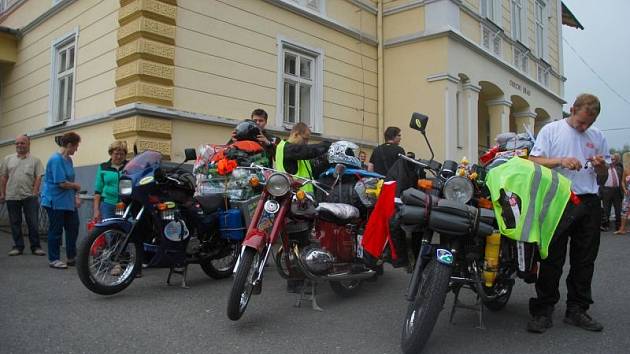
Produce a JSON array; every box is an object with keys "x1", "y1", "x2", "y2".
[{"x1": 300, "y1": 246, "x2": 335, "y2": 275}]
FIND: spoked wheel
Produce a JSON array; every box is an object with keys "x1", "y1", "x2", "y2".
[
  {"x1": 76, "y1": 227, "x2": 140, "y2": 295},
  {"x1": 401, "y1": 260, "x2": 452, "y2": 354},
  {"x1": 227, "y1": 248, "x2": 260, "y2": 321},
  {"x1": 483, "y1": 281, "x2": 514, "y2": 311},
  {"x1": 330, "y1": 280, "x2": 362, "y2": 297},
  {"x1": 200, "y1": 242, "x2": 239, "y2": 279}
]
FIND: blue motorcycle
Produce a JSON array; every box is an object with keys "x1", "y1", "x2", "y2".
[{"x1": 77, "y1": 149, "x2": 246, "y2": 295}]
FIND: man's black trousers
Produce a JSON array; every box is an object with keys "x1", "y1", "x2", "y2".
[
  {"x1": 601, "y1": 186, "x2": 622, "y2": 229},
  {"x1": 529, "y1": 194, "x2": 601, "y2": 316}
]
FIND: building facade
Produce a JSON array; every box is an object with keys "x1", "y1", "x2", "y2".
[{"x1": 0, "y1": 0, "x2": 580, "y2": 184}]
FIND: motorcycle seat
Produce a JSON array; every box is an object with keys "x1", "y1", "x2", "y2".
[{"x1": 316, "y1": 202, "x2": 360, "y2": 224}]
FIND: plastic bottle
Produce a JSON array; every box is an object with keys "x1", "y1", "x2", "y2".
[{"x1": 483, "y1": 232, "x2": 501, "y2": 287}]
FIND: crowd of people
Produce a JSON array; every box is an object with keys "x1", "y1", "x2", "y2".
[{"x1": 0, "y1": 94, "x2": 624, "y2": 334}]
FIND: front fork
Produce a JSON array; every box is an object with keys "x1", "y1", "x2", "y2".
[
  {"x1": 114, "y1": 204, "x2": 145, "y2": 261},
  {"x1": 405, "y1": 232, "x2": 454, "y2": 302}
]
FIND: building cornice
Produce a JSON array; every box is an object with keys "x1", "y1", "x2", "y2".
[
  {"x1": 463, "y1": 83, "x2": 482, "y2": 93},
  {"x1": 512, "y1": 111, "x2": 538, "y2": 118},
  {"x1": 263, "y1": 0, "x2": 377, "y2": 46},
  {"x1": 349, "y1": 0, "x2": 377, "y2": 15},
  {"x1": 385, "y1": 28, "x2": 566, "y2": 104},
  {"x1": 20, "y1": 0, "x2": 77, "y2": 35},
  {"x1": 384, "y1": 0, "x2": 425, "y2": 16},
  {"x1": 0, "y1": 103, "x2": 379, "y2": 148},
  {"x1": 486, "y1": 99, "x2": 512, "y2": 107},
  {"x1": 426, "y1": 73, "x2": 460, "y2": 84}
]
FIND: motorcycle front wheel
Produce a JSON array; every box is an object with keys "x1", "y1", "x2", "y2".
[
  {"x1": 76, "y1": 227, "x2": 140, "y2": 295},
  {"x1": 227, "y1": 248, "x2": 260, "y2": 321},
  {"x1": 401, "y1": 260, "x2": 452, "y2": 354}
]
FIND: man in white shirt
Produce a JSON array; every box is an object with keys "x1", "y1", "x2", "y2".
[
  {"x1": 526, "y1": 94, "x2": 607, "y2": 333},
  {"x1": 600, "y1": 153, "x2": 623, "y2": 231}
]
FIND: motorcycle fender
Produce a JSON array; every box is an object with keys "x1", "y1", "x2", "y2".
[
  {"x1": 241, "y1": 229, "x2": 267, "y2": 253},
  {"x1": 94, "y1": 218, "x2": 132, "y2": 234}
]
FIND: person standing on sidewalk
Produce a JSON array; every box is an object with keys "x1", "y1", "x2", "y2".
[
  {"x1": 600, "y1": 153, "x2": 623, "y2": 231},
  {"x1": 0, "y1": 135, "x2": 46, "y2": 256},
  {"x1": 527, "y1": 93, "x2": 608, "y2": 333},
  {"x1": 368, "y1": 127, "x2": 404, "y2": 175},
  {"x1": 40, "y1": 132, "x2": 82, "y2": 269}
]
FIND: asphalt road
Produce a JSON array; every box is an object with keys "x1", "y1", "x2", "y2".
[{"x1": 1, "y1": 230, "x2": 629, "y2": 354}]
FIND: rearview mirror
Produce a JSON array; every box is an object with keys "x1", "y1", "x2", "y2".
[
  {"x1": 184, "y1": 148, "x2": 197, "y2": 162},
  {"x1": 409, "y1": 113, "x2": 429, "y2": 133}
]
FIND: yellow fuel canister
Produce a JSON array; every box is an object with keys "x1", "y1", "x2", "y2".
[{"x1": 483, "y1": 232, "x2": 501, "y2": 287}]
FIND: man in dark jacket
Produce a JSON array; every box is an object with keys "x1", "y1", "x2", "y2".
[
  {"x1": 368, "y1": 127, "x2": 405, "y2": 176},
  {"x1": 230, "y1": 109, "x2": 277, "y2": 163}
]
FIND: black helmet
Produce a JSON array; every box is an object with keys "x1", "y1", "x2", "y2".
[{"x1": 234, "y1": 119, "x2": 260, "y2": 141}]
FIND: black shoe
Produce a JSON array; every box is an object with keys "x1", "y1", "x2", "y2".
[
  {"x1": 66, "y1": 258, "x2": 76, "y2": 266},
  {"x1": 564, "y1": 310, "x2": 603, "y2": 332},
  {"x1": 600, "y1": 225, "x2": 609, "y2": 232},
  {"x1": 252, "y1": 281, "x2": 262, "y2": 295},
  {"x1": 527, "y1": 315, "x2": 553, "y2": 333}
]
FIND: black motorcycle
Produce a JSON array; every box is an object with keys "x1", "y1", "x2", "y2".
[
  {"x1": 76, "y1": 149, "x2": 243, "y2": 295},
  {"x1": 396, "y1": 114, "x2": 539, "y2": 353}
]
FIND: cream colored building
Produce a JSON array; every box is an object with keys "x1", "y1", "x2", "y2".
[{"x1": 0, "y1": 0, "x2": 582, "y2": 182}]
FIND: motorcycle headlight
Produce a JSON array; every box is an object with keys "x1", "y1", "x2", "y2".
[
  {"x1": 266, "y1": 173, "x2": 291, "y2": 197},
  {"x1": 443, "y1": 176, "x2": 473, "y2": 204},
  {"x1": 119, "y1": 179, "x2": 133, "y2": 196}
]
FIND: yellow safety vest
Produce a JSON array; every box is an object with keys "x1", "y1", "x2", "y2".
[
  {"x1": 275, "y1": 140, "x2": 314, "y2": 193},
  {"x1": 485, "y1": 157, "x2": 571, "y2": 259}
]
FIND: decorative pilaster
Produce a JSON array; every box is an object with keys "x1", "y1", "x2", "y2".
[
  {"x1": 512, "y1": 111, "x2": 537, "y2": 134},
  {"x1": 486, "y1": 99, "x2": 512, "y2": 145},
  {"x1": 115, "y1": 0, "x2": 177, "y2": 158}
]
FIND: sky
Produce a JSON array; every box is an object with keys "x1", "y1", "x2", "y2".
[{"x1": 561, "y1": 0, "x2": 630, "y2": 150}]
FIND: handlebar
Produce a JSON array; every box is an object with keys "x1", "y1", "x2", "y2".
[
  {"x1": 237, "y1": 165, "x2": 330, "y2": 196},
  {"x1": 397, "y1": 154, "x2": 439, "y2": 176}
]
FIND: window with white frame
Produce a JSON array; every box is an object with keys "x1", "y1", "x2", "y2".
[
  {"x1": 535, "y1": 0, "x2": 546, "y2": 58},
  {"x1": 511, "y1": 0, "x2": 524, "y2": 42},
  {"x1": 280, "y1": 43, "x2": 321, "y2": 129},
  {"x1": 513, "y1": 46, "x2": 528, "y2": 73},
  {"x1": 51, "y1": 32, "x2": 77, "y2": 123},
  {"x1": 481, "y1": 25, "x2": 501, "y2": 56},
  {"x1": 537, "y1": 63, "x2": 550, "y2": 87},
  {"x1": 481, "y1": 0, "x2": 501, "y2": 25},
  {"x1": 288, "y1": 0, "x2": 324, "y2": 13}
]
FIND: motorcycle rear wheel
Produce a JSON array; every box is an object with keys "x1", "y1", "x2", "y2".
[
  {"x1": 200, "y1": 243, "x2": 238, "y2": 279},
  {"x1": 329, "y1": 280, "x2": 362, "y2": 297},
  {"x1": 401, "y1": 260, "x2": 452, "y2": 354},
  {"x1": 482, "y1": 282, "x2": 514, "y2": 311},
  {"x1": 76, "y1": 227, "x2": 140, "y2": 295},
  {"x1": 227, "y1": 248, "x2": 259, "y2": 321}
]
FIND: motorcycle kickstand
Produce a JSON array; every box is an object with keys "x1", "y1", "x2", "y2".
[
  {"x1": 449, "y1": 286, "x2": 461, "y2": 325},
  {"x1": 294, "y1": 280, "x2": 323, "y2": 312},
  {"x1": 167, "y1": 264, "x2": 189, "y2": 289},
  {"x1": 475, "y1": 294, "x2": 486, "y2": 330}
]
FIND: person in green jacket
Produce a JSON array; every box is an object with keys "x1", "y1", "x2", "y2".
[{"x1": 93, "y1": 141, "x2": 128, "y2": 221}]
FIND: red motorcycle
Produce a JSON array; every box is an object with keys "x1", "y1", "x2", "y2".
[{"x1": 227, "y1": 164, "x2": 379, "y2": 321}]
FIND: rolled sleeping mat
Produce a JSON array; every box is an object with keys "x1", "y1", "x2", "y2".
[
  {"x1": 478, "y1": 207, "x2": 496, "y2": 226},
  {"x1": 477, "y1": 221, "x2": 494, "y2": 237},
  {"x1": 428, "y1": 210, "x2": 476, "y2": 236},
  {"x1": 399, "y1": 204, "x2": 428, "y2": 225},
  {"x1": 401, "y1": 188, "x2": 437, "y2": 207}
]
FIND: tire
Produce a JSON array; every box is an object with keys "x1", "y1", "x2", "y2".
[
  {"x1": 330, "y1": 280, "x2": 363, "y2": 298},
  {"x1": 483, "y1": 282, "x2": 513, "y2": 311},
  {"x1": 227, "y1": 248, "x2": 259, "y2": 321},
  {"x1": 200, "y1": 243, "x2": 238, "y2": 279},
  {"x1": 76, "y1": 227, "x2": 140, "y2": 295},
  {"x1": 401, "y1": 260, "x2": 452, "y2": 354}
]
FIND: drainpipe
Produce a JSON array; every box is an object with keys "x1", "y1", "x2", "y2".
[{"x1": 377, "y1": 0, "x2": 384, "y2": 144}]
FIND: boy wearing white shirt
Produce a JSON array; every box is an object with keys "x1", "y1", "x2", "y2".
[{"x1": 527, "y1": 93, "x2": 608, "y2": 333}]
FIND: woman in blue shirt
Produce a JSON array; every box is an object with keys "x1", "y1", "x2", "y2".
[{"x1": 40, "y1": 132, "x2": 82, "y2": 269}]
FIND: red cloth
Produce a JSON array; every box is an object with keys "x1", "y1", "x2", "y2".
[{"x1": 361, "y1": 181, "x2": 398, "y2": 260}]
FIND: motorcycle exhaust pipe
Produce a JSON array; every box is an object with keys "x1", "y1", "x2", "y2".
[{"x1": 291, "y1": 245, "x2": 376, "y2": 282}]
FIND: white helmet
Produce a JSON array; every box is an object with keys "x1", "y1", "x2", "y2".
[{"x1": 328, "y1": 141, "x2": 361, "y2": 168}]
